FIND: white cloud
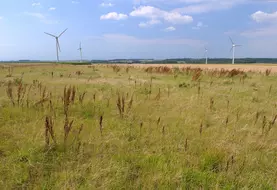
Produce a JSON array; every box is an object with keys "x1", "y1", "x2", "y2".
[
  {"x1": 49, "y1": 7, "x2": 56, "y2": 11},
  {"x1": 177, "y1": 0, "x2": 250, "y2": 14},
  {"x1": 192, "y1": 21, "x2": 207, "y2": 29},
  {"x1": 175, "y1": 3, "x2": 226, "y2": 14},
  {"x1": 0, "y1": 16, "x2": 3, "y2": 20},
  {"x1": 100, "y1": 12, "x2": 128, "y2": 20},
  {"x1": 196, "y1": 21, "x2": 203, "y2": 27},
  {"x1": 164, "y1": 12, "x2": 193, "y2": 24},
  {"x1": 134, "y1": 0, "x2": 248, "y2": 14},
  {"x1": 251, "y1": 11, "x2": 277, "y2": 23},
  {"x1": 72, "y1": 1, "x2": 80, "y2": 4},
  {"x1": 134, "y1": 0, "x2": 276, "y2": 15},
  {"x1": 130, "y1": 6, "x2": 193, "y2": 25},
  {"x1": 130, "y1": 6, "x2": 163, "y2": 18},
  {"x1": 24, "y1": 12, "x2": 58, "y2": 24},
  {"x1": 32, "y1": 2, "x2": 41, "y2": 7},
  {"x1": 139, "y1": 19, "x2": 161, "y2": 27},
  {"x1": 100, "y1": 2, "x2": 114, "y2": 7},
  {"x1": 244, "y1": 10, "x2": 277, "y2": 38},
  {"x1": 164, "y1": 26, "x2": 176, "y2": 32}
]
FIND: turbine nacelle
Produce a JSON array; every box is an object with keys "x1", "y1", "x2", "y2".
[
  {"x1": 77, "y1": 42, "x2": 82, "y2": 51},
  {"x1": 44, "y1": 28, "x2": 68, "y2": 62},
  {"x1": 78, "y1": 42, "x2": 83, "y2": 62},
  {"x1": 229, "y1": 36, "x2": 242, "y2": 64}
]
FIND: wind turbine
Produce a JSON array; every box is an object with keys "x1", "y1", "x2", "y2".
[
  {"x1": 229, "y1": 37, "x2": 241, "y2": 64},
  {"x1": 77, "y1": 42, "x2": 83, "y2": 63},
  {"x1": 44, "y1": 28, "x2": 68, "y2": 63},
  {"x1": 205, "y1": 47, "x2": 208, "y2": 64}
]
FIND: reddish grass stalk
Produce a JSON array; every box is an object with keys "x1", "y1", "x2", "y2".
[
  {"x1": 268, "y1": 114, "x2": 277, "y2": 132},
  {"x1": 199, "y1": 122, "x2": 203, "y2": 135},
  {"x1": 225, "y1": 116, "x2": 229, "y2": 127},
  {"x1": 6, "y1": 81, "x2": 15, "y2": 106},
  {"x1": 64, "y1": 116, "x2": 74, "y2": 145},
  {"x1": 116, "y1": 92, "x2": 122, "y2": 117},
  {"x1": 127, "y1": 93, "x2": 134, "y2": 112},
  {"x1": 99, "y1": 115, "x2": 103, "y2": 137},
  {"x1": 157, "y1": 117, "x2": 161, "y2": 127},
  {"x1": 265, "y1": 69, "x2": 271, "y2": 76},
  {"x1": 162, "y1": 125, "x2": 165, "y2": 135},
  {"x1": 185, "y1": 138, "x2": 188, "y2": 152},
  {"x1": 45, "y1": 116, "x2": 56, "y2": 147},
  {"x1": 155, "y1": 88, "x2": 161, "y2": 100},
  {"x1": 236, "y1": 110, "x2": 240, "y2": 122},
  {"x1": 78, "y1": 91, "x2": 86, "y2": 104},
  {"x1": 197, "y1": 82, "x2": 201, "y2": 97},
  {"x1": 268, "y1": 85, "x2": 272, "y2": 95},
  {"x1": 262, "y1": 116, "x2": 267, "y2": 134},
  {"x1": 140, "y1": 122, "x2": 143, "y2": 136},
  {"x1": 93, "y1": 93, "x2": 96, "y2": 102},
  {"x1": 226, "y1": 99, "x2": 230, "y2": 111},
  {"x1": 210, "y1": 97, "x2": 214, "y2": 111},
  {"x1": 254, "y1": 111, "x2": 260, "y2": 125}
]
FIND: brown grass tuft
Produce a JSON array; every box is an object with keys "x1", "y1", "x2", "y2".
[
  {"x1": 265, "y1": 69, "x2": 271, "y2": 76},
  {"x1": 45, "y1": 116, "x2": 56, "y2": 147},
  {"x1": 64, "y1": 116, "x2": 74, "y2": 145},
  {"x1": 116, "y1": 91, "x2": 133, "y2": 117},
  {"x1": 192, "y1": 69, "x2": 202, "y2": 81},
  {"x1": 199, "y1": 122, "x2": 203, "y2": 136},
  {"x1": 6, "y1": 81, "x2": 15, "y2": 106},
  {"x1": 99, "y1": 115, "x2": 103, "y2": 137}
]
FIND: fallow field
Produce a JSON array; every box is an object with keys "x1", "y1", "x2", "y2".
[{"x1": 0, "y1": 64, "x2": 277, "y2": 189}]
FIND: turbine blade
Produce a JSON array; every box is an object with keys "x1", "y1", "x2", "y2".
[
  {"x1": 58, "y1": 28, "x2": 68, "y2": 38},
  {"x1": 229, "y1": 36, "x2": 234, "y2": 44},
  {"x1": 44, "y1": 32, "x2": 56, "y2": 38},
  {"x1": 230, "y1": 47, "x2": 233, "y2": 52},
  {"x1": 80, "y1": 42, "x2": 82, "y2": 49},
  {"x1": 236, "y1": 44, "x2": 242, "y2": 47}
]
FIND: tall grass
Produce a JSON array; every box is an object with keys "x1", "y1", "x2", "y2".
[{"x1": 0, "y1": 64, "x2": 277, "y2": 189}]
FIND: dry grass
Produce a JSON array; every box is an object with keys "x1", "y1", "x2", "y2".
[{"x1": 0, "y1": 63, "x2": 277, "y2": 189}]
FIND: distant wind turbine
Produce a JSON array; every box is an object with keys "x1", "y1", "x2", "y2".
[
  {"x1": 44, "y1": 28, "x2": 68, "y2": 63},
  {"x1": 78, "y1": 42, "x2": 83, "y2": 63},
  {"x1": 205, "y1": 47, "x2": 208, "y2": 64},
  {"x1": 229, "y1": 37, "x2": 242, "y2": 64}
]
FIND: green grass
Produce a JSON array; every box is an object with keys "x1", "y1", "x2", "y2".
[{"x1": 0, "y1": 64, "x2": 277, "y2": 189}]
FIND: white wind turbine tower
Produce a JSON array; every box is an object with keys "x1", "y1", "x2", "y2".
[
  {"x1": 78, "y1": 42, "x2": 83, "y2": 63},
  {"x1": 44, "y1": 28, "x2": 68, "y2": 63},
  {"x1": 205, "y1": 47, "x2": 208, "y2": 64},
  {"x1": 229, "y1": 37, "x2": 242, "y2": 64}
]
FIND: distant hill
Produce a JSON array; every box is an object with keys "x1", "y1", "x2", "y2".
[{"x1": 2, "y1": 58, "x2": 277, "y2": 64}]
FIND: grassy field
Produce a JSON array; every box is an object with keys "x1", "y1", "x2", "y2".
[{"x1": 0, "y1": 64, "x2": 277, "y2": 189}]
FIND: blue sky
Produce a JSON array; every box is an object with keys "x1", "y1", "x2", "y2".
[{"x1": 0, "y1": 0, "x2": 277, "y2": 60}]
